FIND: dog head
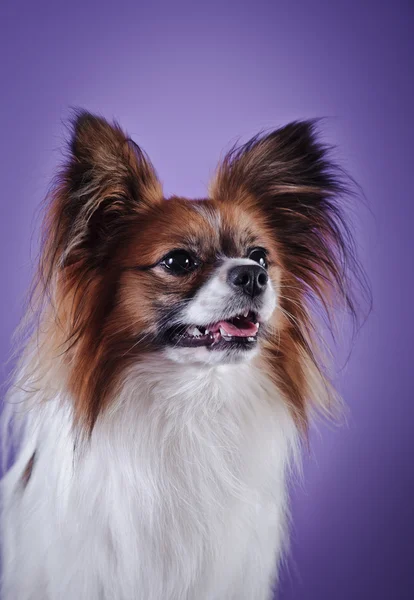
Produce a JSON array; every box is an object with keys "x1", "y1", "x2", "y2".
[{"x1": 36, "y1": 112, "x2": 363, "y2": 430}]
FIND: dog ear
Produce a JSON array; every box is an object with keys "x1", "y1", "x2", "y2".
[
  {"x1": 210, "y1": 120, "x2": 359, "y2": 317},
  {"x1": 211, "y1": 120, "x2": 339, "y2": 202},
  {"x1": 211, "y1": 121, "x2": 370, "y2": 428},
  {"x1": 36, "y1": 113, "x2": 163, "y2": 431},
  {"x1": 45, "y1": 110, "x2": 163, "y2": 271}
]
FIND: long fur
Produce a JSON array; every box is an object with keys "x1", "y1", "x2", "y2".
[{"x1": 1, "y1": 112, "x2": 367, "y2": 600}]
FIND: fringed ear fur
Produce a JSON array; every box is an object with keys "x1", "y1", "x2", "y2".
[
  {"x1": 32, "y1": 112, "x2": 163, "y2": 431},
  {"x1": 45, "y1": 110, "x2": 163, "y2": 273}
]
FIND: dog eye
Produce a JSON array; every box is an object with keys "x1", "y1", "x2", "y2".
[
  {"x1": 160, "y1": 250, "x2": 200, "y2": 275},
  {"x1": 248, "y1": 248, "x2": 268, "y2": 269}
]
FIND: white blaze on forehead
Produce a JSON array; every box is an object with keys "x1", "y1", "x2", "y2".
[
  {"x1": 183, "y1": 258, "x2": 277, "y2": 325},
  {"x1": 192, "y1": 200, "x2": 222, "y2": 231}
]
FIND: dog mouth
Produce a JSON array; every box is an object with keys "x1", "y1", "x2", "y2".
[{"x1": 171, "y1": 311, "x2": 260, "y2": 350}]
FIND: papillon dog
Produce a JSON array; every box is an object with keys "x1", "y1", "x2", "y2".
[{"x1": 1, "y1": 112, "x2": 365, "y2": 599}]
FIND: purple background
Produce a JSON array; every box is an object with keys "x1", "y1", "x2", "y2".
[{"x1": 1, "y1": 1, "x2": 413, "y2": 598}]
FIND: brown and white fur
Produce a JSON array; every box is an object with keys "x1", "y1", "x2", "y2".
[{"x1": 1, "y1": 113, "x2": 363, "y2": 599}]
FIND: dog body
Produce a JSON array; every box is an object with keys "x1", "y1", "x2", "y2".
[
  {"x1": 2, "y1": 358, "x2": 296, "y2": 600},
  {"x1": 1, "y1": 113, "x2": 360, "y2": 599}
]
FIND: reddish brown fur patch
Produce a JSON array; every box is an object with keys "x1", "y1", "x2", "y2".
[{"x1": 66, "y1": 200, "x2": 221, "y2": 429}]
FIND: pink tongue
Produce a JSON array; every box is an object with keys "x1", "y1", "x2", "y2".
[{"x1": 216, "y1": 317, "x2": 258, "y2": 337}]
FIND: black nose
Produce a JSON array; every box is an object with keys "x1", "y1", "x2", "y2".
[{"x1": 227, "y1": 264, "x2": 268, "y2": 298}]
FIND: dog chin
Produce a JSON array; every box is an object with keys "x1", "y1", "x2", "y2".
[{"x1": 163, "y1": 343, "x2": 260, "y2": 366}]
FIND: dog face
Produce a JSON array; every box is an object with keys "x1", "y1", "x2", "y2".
[
  {"x1": 116, "y1": 197, "x2": 281, "y2": 366},
  {"x1": 38, "y1": 111, "x2": 360, "y2": 430}
]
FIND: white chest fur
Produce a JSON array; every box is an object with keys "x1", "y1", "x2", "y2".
[{"x1": 1, "y1": 357, "x2": 298, "y2": 600}]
